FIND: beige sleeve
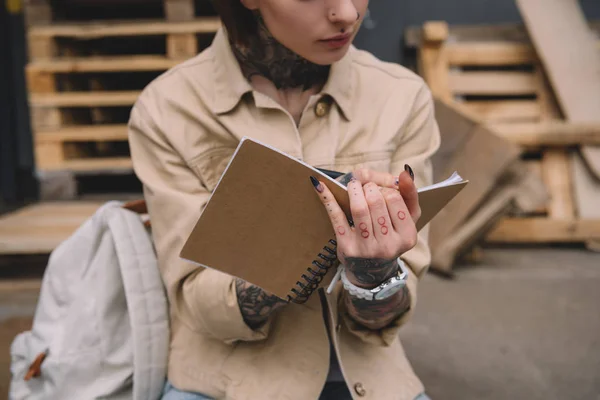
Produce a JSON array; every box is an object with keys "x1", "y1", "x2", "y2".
[
  {"x1": 128, "y1": 96, "x2": 272, "y2": 344},
  {"x1": 341, "y1": 83, "x2": 441, "y2": 347}
]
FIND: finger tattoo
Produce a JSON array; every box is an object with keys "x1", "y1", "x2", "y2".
[
  {"x1": 359, "y1": 222, "x2": 370, "y2": 239},
  {"x1": 377, "y1": 216, "x2": 389, "y2": 235},
  {"x1": 337, "y1": 226, "x2": 346, "y2": 235},
  {"x1": 398, "y1": 211, "x2": 406, "y2": 220}
]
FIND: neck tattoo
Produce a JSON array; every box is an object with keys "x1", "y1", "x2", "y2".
[{"x1": 231, "y1": 15, "x2": 331, "y2": 91}]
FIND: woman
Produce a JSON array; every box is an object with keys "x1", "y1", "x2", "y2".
[{"x1": 128, "y1": 0, "x2": 440, "y2": 399}]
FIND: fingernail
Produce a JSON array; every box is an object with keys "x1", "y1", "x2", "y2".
[
  {"x1": 310, "y1": 176, "x2": 324, "y2": 193},
  {"x1": 404, "y1": 164, "x2": 414, "y2": 181},
  {"x1": 394, "y1": 177, "x2": 400, "y2": 186}
]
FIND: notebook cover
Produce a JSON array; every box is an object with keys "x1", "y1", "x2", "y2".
[{"x1": 180, "y1": 137, "x2": 467, "y2": 300}]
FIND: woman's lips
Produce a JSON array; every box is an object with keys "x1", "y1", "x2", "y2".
[{"x1": 320, "y1": 34, "x2": 351, "y2": 49}]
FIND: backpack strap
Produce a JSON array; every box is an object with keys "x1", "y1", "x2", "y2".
[{"x1": 107, "y1": 206, "x2": 168, "y2": 400}]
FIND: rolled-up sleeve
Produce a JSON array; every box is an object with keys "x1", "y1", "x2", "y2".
[
  {"x1": 128, "y1": 94, "x2": 271, "y2": 344},
  {"x1": 341, "y1": 83, "x2": 441, "y2": 346}
]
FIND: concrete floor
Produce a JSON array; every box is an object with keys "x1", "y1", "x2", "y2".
[
  {"x1": 0, "y1": 247, "x2": 598, "y2": 400},
  {"x1": 400, "y1": 247, "x2": 600, "y2": 400}
]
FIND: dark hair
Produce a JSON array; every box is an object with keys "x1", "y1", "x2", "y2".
[{"x1": 212, "y1": 0, "x2": 259, "y2": 48}]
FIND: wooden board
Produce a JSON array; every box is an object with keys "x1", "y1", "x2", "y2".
[
  {"x1": 27, "y1": 56, "x2": 183, "y2": 73},
  {"x1": 30, "y1": 91, "x2": 140, "y2": 108},
  {"x1": 486, "y1": 218, "x2": 600, "y2": 243},
  {"x1": 428, "y1": 99, "x2": 521, "y2": 273},
  {"x1": 28, "y1": 18, "x2": 221, "y2": 39},
  {"x1": 516, "y1": 0, "x2": 600, "y2": 180},
  {"x1": 0, "y1": 202, "x2": 103, "y2": 255}
]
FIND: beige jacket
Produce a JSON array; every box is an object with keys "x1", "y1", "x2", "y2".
[{"x1": 128, "y1": 29, "x2": 441, "y2": 400}]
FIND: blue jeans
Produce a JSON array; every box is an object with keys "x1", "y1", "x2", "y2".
[{"x1": 161, "y1": 381, "x2": 432, "y2": 400}]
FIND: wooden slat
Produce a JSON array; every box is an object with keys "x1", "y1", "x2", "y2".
[
  {"x1": 462, "y1": 100, "x2": 540, "y2": 122},
  {"x1": 35, "y1": 124, "x2": 128, "y2": 143},
  {"x1": 44, "y1": 157, "x2": 133, "y2": 172},
  {"x1": 490, "y1": 122, "x2": 600, "y2": 146},
  {"x1": 30, "y1": 91, "x2": 140, "y2": 107},
  {"x1": 28, "y1": 18, "x2": 221, "y2": 39},
  {"x1": 447, "y1": 42, "x2": 536, "y2": 66},
  {"x1": 486, "y1": 217, "x2": 600, "y2": 243},
  {"x1": 542, "y1": 150, "x2": 575, "y2": 219},
  {"x1": 449, "y1": 71, "x2": 537, "y2": 95},
  {"x1": 0, "y1": 202, "x2": 103, "y2": 255},
  {"x1": 27, "y1": 56, "x2": 182, "y2": 73},
  {"x1": 446, "y1": 41, "x2": 600, "y2": 67}
]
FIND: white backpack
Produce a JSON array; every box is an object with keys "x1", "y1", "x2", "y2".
[{"x1": 9, "y1": 201, "x2": 169, "y2": 400}]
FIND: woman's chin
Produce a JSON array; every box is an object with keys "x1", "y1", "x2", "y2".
[{"x1": 306, "y1": 47, "x2": 351, "y2": 66}]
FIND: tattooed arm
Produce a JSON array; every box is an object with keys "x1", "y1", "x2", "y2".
[
  {"x1": 235, "y1": 279, "x2": 287, "y2": 330},
  {"x1": 342, "y1": 257, "x2": 411, "y2": 330}
]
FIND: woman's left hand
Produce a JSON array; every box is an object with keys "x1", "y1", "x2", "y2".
[{"x1": 311, "y1": 167, "x2": 421, "y2": 289}]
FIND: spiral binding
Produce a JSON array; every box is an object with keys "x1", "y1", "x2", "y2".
[{"x1": 288, "y1": 239, "x2": 338, "y2": 304}]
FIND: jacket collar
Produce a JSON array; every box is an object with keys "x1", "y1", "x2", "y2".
[{"x1": 211, "y1": 28, "x2": 354, "y2": 120}]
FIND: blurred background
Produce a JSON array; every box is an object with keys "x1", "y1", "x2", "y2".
[{"x1": 1, "y1": 0, "x2": 599, "y2": 399}]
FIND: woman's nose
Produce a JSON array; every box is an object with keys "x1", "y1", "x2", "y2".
[{"x1": 327, "y1": 0, "x2": 359, "y2": 28}]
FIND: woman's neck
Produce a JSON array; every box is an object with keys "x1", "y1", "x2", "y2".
[
  {"x1": 231, "y1": 15, "x2": 330, "y2": 124},
  {"x1": 231, "y1": 17, "x2": 331, "y2": 92}
]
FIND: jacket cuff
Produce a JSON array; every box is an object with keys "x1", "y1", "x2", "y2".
[{"x1": 184, "y1": 268, "x2": 272, "y2": 344}]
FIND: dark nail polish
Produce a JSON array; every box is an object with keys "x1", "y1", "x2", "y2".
[
  {"x1": 310, "y1": 176, "x2": 324, "y2": 193},
  {"x1": 404, "y1": 164, "x2": 415, "y2": 181}
]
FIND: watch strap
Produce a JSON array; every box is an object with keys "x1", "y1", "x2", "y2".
[{"x1": 339, "y1": 257, "x2": 409, "y2": 301}]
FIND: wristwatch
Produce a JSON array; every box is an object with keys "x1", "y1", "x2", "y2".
[{"x1": 340, "y1": 257, "x2": 409, "y2": 301}]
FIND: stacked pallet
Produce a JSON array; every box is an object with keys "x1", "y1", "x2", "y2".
[
  {"x1": 24, "y1": 0, "x2": 221, "y2": 173},
  {"x1": 406, "y1": 19, "x2": 600, "y2": 249}
]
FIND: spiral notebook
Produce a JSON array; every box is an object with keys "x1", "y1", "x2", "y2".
[{"x1": 180, "y1": 137, "x2": 468, "y2": 303}]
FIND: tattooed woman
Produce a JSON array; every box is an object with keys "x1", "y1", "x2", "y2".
[{"x1": 128, "y1": 0, "x2": 440, "y2": 399}]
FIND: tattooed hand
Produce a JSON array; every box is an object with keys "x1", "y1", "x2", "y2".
[
  {"x1": 313, "y1": 166, "x2": 419, "y2": 330},
  {"x1": 312, "y1": 165, "x2": 420, "y2": 289},
  {"x1": 235, "y1": 279, "x2": 287, "y2": 330}
]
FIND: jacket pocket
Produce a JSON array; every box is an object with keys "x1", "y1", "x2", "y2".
[
  {"x1": 334, "y1": 150, "x2": 393, "y2": 173},
  {"x1": 188, "y1": 147, "x2": 237, "y2": 192}
]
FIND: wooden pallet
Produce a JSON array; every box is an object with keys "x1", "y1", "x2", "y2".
[
  {"x1": 406, "y1": 21, "x2": 600, "y2": 245},
  {"x1": 0, "y1": 202, "x2": 103, "y2": 255},
  {"x1": 24, "y1": 0, "x2": 221, "y2": 173}
]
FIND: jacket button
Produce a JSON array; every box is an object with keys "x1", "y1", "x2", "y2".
[
  {"x1": 354, "y1": 382, "x2": 366, "y2": 397},
  {"x1": 315, "y1": 101, "x2": 329, "y2": 117}
]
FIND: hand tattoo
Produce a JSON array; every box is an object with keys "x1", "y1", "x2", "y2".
[
  {"x1": 345, "y1": 284, "x2": 411, "y2": 330},
  {"x1": 235, "y1": 278, "x2": 287, "y2": 330},
  {"x1": 344, "y1": 257, "x2": 399, "y2": 288}
]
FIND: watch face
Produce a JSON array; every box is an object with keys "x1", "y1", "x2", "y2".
[{"x1": 375, "y1": 281, "x2": 403, "y2": 301}]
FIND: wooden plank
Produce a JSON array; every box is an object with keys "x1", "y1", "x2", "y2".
[
  {"x1": 27, "y1": 36, "x2": 56, "y2": 61},
  {"x1": 40, "y1": 157, "x2": 133, "y2": 172},
  {"x1": 541, "y1": 150, "x2": 575, "y2": 220},
  {"x1": 517, "y1": 0, "x2": 600, "y2": 123},
  {"x1": 429, "y1": 98, "x2": 521, "y2": 273},
  {"x1": 490, "y1": 122, "x2": 600, "y2": 147},
  {"x1": 447, "y1": 42, "x2": 537, "y2": 66},
  {"x1": 28, "y1": 18, "x2": 221, "y2": 39},
  {"x1": 0, "y1": 202, "x2": 103, "y2": 255},
  {"x1": 24, "y1": 0, "x2": 52, "y2": 26},
  {"x1": 486, "y1": 218, "x2": 600, "y2": 243},
  {"x1": 449, "y1": 71, "x2": 537, "y2": 96},
  {"x1": 30, "y1": 91, "x2": 140, "y2": 107},
  {"x1": 164, "y1": 0, "x2": 195, "y2": 22},
  {"x1": 572, "y1": 151, "x2": 600, "y2": 250},
  {"x1": 27, "y1": 56, "x2": 183, "y2": 73},
  {"x1": 462, "y1": 100, "x2": 540, "y2": 122},
  {"x1": 418, "y1": 21, "x2": 452, "y2": 102},
  {"x1": 405, "y1": 20, "x2": 600, "y2": 48},
  {"x1": 35, "y1": 125, "x2": 128, "y2": 143},
  {"x1": 517, "y1": 0, "x2": 600, "y2": 180},
  {"x1": 167, "y1": 33, "x2": 198, "y2": 59}
]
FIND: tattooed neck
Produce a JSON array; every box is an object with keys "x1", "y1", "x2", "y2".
[{"x1": 231, "y1": 14, "x2": 331, "y2": 91}]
